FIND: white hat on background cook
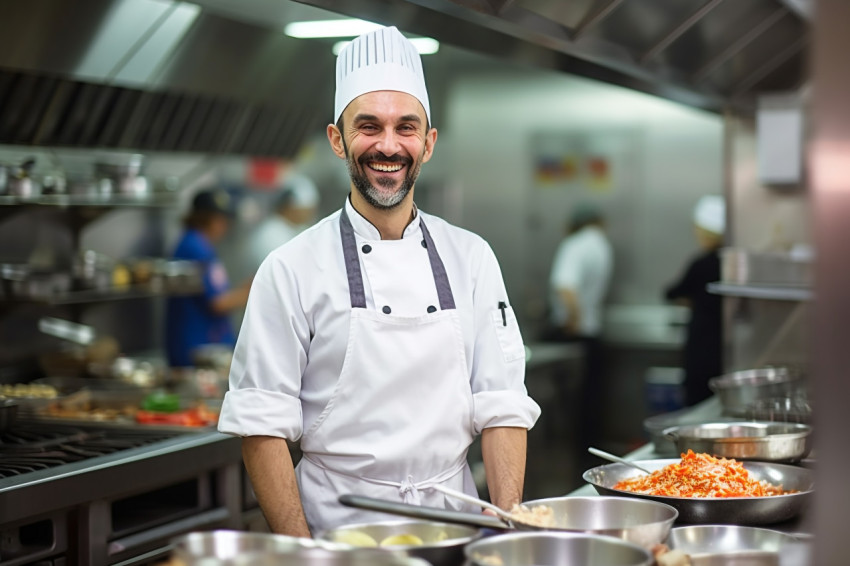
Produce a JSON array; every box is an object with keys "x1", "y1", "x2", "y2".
[
  {"x1": 279, "y1": 173, "x2": 319, "y2": 209},
  {"x1": 693, "y1": 195, "x2": 725, "y2": 234},
  {"x1": 334, "y1": 26, "x2": 430, "y2": 124}
]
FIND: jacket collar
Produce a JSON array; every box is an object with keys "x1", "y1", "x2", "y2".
[{"x1": 344, "y1": 196, "x2": 421, "y2": 240}]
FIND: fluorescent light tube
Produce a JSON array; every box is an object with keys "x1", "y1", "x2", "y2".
[
  {"x1": 332, "y1": 37, "x2": 440, "y2": 55},
  {"x1": 284, "y1": 18, "x2": 383, "y2": 38}
]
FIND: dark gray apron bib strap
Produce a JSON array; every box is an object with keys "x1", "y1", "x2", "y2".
[
  {"x1": 339, "y1": 207, "x2": 367, "y2": 308},
  {"x1": 419, "y1": 220, "x2": 456, "y2": 311},
  {"x1": 339, "y1": 205, "x2": 456, "y2": 311}
]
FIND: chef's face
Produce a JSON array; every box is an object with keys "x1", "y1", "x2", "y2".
[{"x1": 328, "y1": 91, "x2": 437, "y2": 210}]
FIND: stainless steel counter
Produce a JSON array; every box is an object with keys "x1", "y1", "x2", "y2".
[{"x1": 0, "y1": 424, "x2": 247, "y2": 566}]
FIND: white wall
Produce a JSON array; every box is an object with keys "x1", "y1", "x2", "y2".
[{"x1": 437, "y1": 68, "x2": 724, "y2": 334}]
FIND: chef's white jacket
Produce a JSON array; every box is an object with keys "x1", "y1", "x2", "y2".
[
  {"x1": 548, "y1": 225, "x2": 613, "y2": 337},
  {"x1": 218, "y1": 198, "x2": 541, "y2": 439}
]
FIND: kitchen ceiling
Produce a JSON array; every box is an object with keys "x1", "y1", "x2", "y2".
[{"x1": 0, "y1": 0, "x2": 809, "y2": 157}]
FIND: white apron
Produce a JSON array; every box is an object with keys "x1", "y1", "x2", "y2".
[{"x1": 296, "y1": 207, "x2": 480, "y2": 534}]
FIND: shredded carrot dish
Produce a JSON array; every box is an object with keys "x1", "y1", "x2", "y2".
[{"x1": 612, "y1": 450, "x2": 793, "y2": 498}]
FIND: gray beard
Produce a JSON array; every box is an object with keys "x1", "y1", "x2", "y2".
[{"x1": 345, "y1": 150, "x2": 423, "y2": 210}]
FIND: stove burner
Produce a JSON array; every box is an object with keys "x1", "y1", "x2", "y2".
[{"x1": 0, "y1": 423, "x2": 181, "y2": 479}]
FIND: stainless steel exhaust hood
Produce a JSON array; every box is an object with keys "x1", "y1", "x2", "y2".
[
  {"x1": 294, "y1": 0, "x2": 809, "y2": 112},
  {"x1": 0, "y1": 0, "x2": 809, "y2": 156},
  {"x1": 0, "y1": 0, "x2": 336, "y2": 157}
]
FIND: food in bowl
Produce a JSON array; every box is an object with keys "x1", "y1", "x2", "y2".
[
  {"x1": 613, "y1": 451, "x2": 795, "y2": 498},
  {"x1": 331, "y1": 530, "x2": 446, "y2": 548},
  {"x1": 508, "y1": 503, "x2": 555, "y2": 527}
]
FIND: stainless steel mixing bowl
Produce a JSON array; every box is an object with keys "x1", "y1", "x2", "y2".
[
  {"x1": 318, "y1": 519, "x2": 480, "y2": 566},
  {"x1": 663, "y1": 421, "x2": 813, "y2": 462},
  {"x1": 518, "y1": 496, "x2": 677, "y2": 550},
  {"x1": 464, "y1": 532, "x2": 652, "y2": 566}
]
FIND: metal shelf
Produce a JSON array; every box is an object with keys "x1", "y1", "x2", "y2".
[
  {"x1": 0, "y1": 193, "x2": 178, "y2": 208},
  {"x1": 707, "y1": 282, "x2": 813, "y2": 301},
  {"x1": 1, "y1": 284, "x2": 202, "y2": 307}
]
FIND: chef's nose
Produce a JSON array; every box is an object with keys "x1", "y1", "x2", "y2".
[{"x1": 374, "y1": 128, "x2": 402, "y2": 155}]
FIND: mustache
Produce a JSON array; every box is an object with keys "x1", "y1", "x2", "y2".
[{"x1": 358, "y1": 152, "x2": 412, "y2": 166}]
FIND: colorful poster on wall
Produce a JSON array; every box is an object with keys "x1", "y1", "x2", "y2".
[{"x1": 530, "y1": 131, "x2": 627, "y2": 193}]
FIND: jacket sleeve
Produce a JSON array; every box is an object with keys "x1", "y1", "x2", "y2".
[
  {"x1": 469, "y1": 241, "x2": 541, "y2": 434},
  {"x1": 218, "y1": 253, "x2": 309, "y2": 440}
]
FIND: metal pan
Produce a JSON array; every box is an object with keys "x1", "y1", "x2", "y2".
[
  {"x1": 582, "y1": 459, "x2": 814, "y2": 524},
  {"x1": 339, "y1": 494, "x2": 677, "y2": 549},
  {"x1": 663, "y1": 421, "x2": 813, "y2": 462}
]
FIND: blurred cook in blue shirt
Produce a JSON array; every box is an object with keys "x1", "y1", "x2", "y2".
[{"x1": 166, "y1": 188, "x2": 252, "y2": 367}]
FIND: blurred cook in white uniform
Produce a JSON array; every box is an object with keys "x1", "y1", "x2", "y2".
[
  {"x1": 218, "y1": 26, "x2": 540, "y2": 537},
  {"x1": 248, "y1": 174, "x2": 320, "y2": 268}
]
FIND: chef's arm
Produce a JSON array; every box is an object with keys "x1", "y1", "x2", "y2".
[
  {"x1": 481, "y1": 426, "x2": 527, "y2": 510},
  {"x1": 242, "y1": 435, "x2": 311, "y2": 537},
  {"x1": 556, "y1": 287, "x2": 581, "y2": 335},
  {"x1": 210, "y1": 279, "x2": 253, "y2": 315}
]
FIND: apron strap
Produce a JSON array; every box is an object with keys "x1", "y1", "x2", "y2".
[
  {"x1": 339, "y1": 203, "x2": 456, "y2": 311},
  {"x1": 420, "y1": 219, "x2": 456, "y2": 310},
  {"x1": 339, "y1": 206, "x2": 367, "y2": 308}
]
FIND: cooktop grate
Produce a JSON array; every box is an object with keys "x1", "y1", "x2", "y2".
[{"x1": 0, "y1": 423, "x2": 181, "y2": 478}]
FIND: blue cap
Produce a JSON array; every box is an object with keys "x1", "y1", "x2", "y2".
[{"x1": 192, "y1": 189, "x2": 235, "y2": 217}]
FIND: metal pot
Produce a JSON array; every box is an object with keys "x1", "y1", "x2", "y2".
[
  {"x1": 318, "y1": 519, "x2": 480, "y2": 566},
  {"x1": 464, "y1": 532, "x2": 653, "y2": 566},
  {"x1": 663, "y1": 421, "x2": 813, "y2": 462},
  {"x1": 0, "y1": 398, "x2": 18, "y2": 431},
  {"x1": 708, "y1": 368, "x2": 805, "y2": 417}
]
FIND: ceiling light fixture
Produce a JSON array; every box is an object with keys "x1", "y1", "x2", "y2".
[
  {"x1": 332, "y1": 37, "x2": 440, "y2": 56},
  {"x1": 284, "y1": 18, "x2": 384, "y2": 38}
]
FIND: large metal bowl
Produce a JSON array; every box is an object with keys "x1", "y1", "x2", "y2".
[
  {"x1": 171, "y1": 530, "x2": 427, "y2": 566},
  {"x1": 667, "y1": 525, "x2": 809, "y2": 566},
  {"x1": 582, "y1": 459, "x2": 814, "y2": 524},
  {"x1": 517, "y1": 496, "x2": 677, "y2": 550},
  {"x1": 464, "y1": 532, "x2": 653, "y2": 566},
  {"x1": 667, "y1": 525, "x2": 801, "y2": 555},
  {"x1": 663, "y1": 422, "x2": 813, "y2": 462},
  {"x1": 708, "y1": 368, "x2": 805, "y2": 417},
  {"x1": 318, "y1": 519, "x2": 479, "y2": 566}
]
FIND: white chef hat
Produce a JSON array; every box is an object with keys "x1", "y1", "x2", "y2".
[
  {"x1": 277, "y1": 173, "x2": 319, "y2": 210},
  {"x1": 334, "y1": 26, "x2": 430, "y2": 124},
  {"x1": 693, "y1": 195, "x2": 725, "y2": 234}
]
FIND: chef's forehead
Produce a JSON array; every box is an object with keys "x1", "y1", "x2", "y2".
[{"x1": 341, "y1": 90, "x2": 429, "y2": 125}]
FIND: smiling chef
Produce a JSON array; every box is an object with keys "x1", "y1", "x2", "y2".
[{"x1": 218, "y1": 25, "x2": 541, "y2": 537}]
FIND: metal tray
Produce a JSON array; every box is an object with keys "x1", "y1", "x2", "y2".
[
  {"x1": 663, "y1": 422, "x2": 813, "y2": 463},
  {"x1": 582, "y1": 459, "x2": 814, "y2": 525}
]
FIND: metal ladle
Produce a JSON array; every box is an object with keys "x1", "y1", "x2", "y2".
[
  {"x1": 588, "y1": 447, "x2": 653, "y2": 475},
  {"x1": 430, "y1": 484, "x2": 516, "y2": 522}
]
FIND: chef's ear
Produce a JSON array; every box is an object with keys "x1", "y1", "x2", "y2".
[
  {"x1": 421, "y1": 127, "x2": 438, "y2": 164},
  {"x1": 327, "y1": 124, "x2": 347, "y2": 160}
]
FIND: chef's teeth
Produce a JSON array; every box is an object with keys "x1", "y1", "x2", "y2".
[{"x1": 370, "y1": 163, "x2": 403, "y2": 172}]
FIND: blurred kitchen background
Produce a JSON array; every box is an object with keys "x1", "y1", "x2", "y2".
[{"x1": 0, "y1": 0, "x2": 813, "y2": 504}]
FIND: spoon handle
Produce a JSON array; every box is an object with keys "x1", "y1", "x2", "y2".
[
  {"x1": 431, "y1": 484, "x2": 515, "y2": 521},
  {"x1": 587, "y1": 447, "x2": 653, "y2": 475}
]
